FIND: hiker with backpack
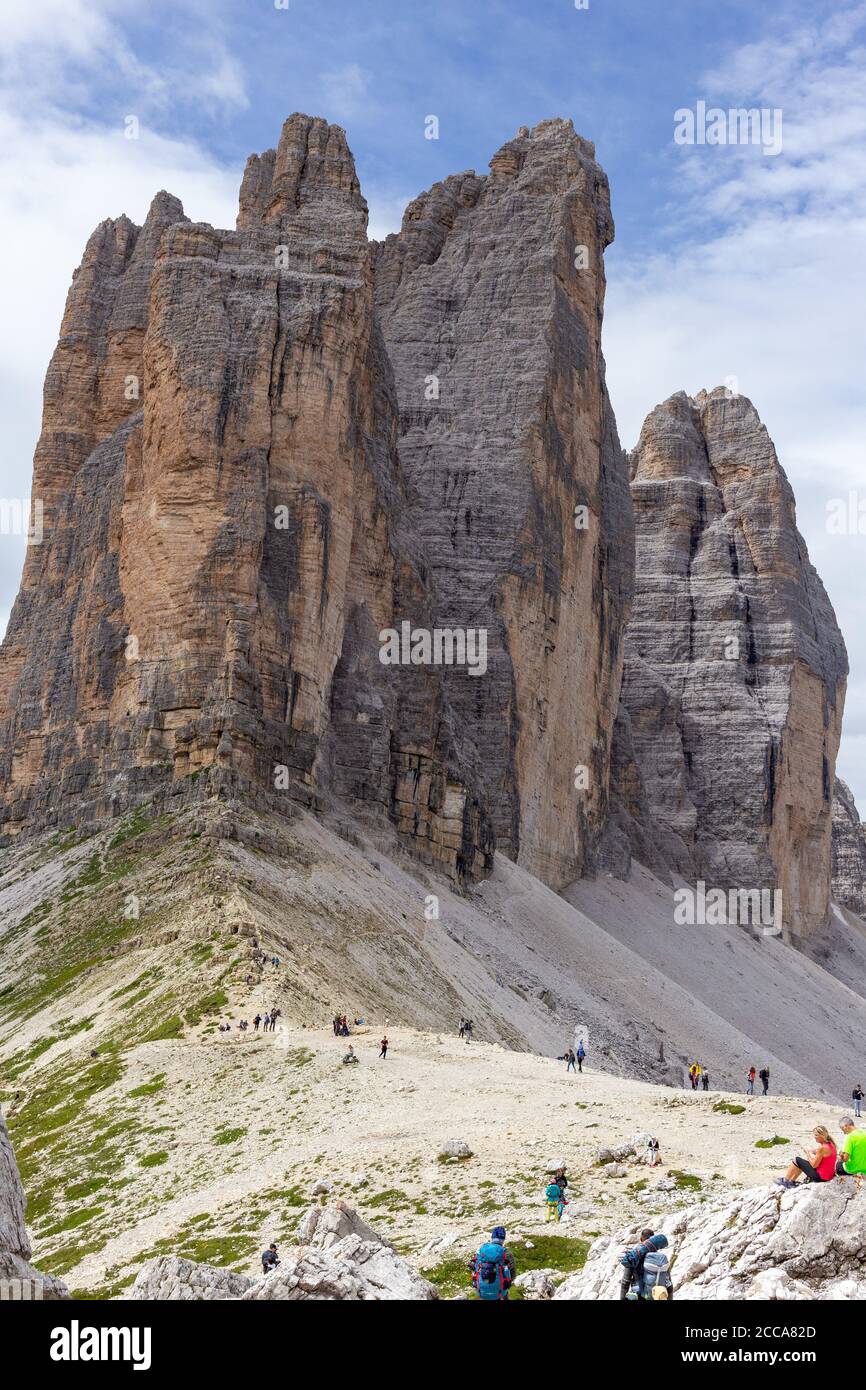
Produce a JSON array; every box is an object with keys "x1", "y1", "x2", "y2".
[
  {"x1": 760, "y1": 1066, "x2": 770, "y2": 1096},
  {"x1": 545, "y1": 1177, "x2": 567, "y2": 1222},
  {"x1": 565, "y1": 1048, "x2": 577, "y2": 1073},
  {"x1": 576, "y1": 1038, "x2": 586, "y2": 1072},
  {"x1": 853, "y1": 1085, "x2": 863, "y2": 1119},
  {"x1": 261, "y1": 1243, "x2": 280, "y2": 1275},
  {"x1": 470, "y1": 1226, "x2": 516, "y2": 1300},
  {"x1": 619, "y1": 1229, "x2": 673, "y2": 1301},
  {"x1": 701, "y1": 1070, "x2": 710, "y2": 1091}
]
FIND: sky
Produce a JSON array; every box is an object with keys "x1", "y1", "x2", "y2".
[{"x1": 1, "y1": 0, "x2": 864, "y2": 803}]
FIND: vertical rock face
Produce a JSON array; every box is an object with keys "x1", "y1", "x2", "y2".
[
  {"x1": 832, "y1": 779, "x2": 866, "y2": 914},
  {"x1": 375, "y1": 119, "x2": 633, "y2": 886},
  {"x1": 0, "y1": 115, "x2": 493, "y2": 879},
  {"x1": 0, "y1": 115, "x2": 630, "y2": 887},
  {"x1": 1, "y1": 1109, "x2": 69, "y2": 1297},
  {"x1": 610, "y1": 388, "x2": 847, "y2": 935}
]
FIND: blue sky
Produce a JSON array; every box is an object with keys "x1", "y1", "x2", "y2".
[{"x1": 1, "y1": 0, "x2": 865, "y2": 804}]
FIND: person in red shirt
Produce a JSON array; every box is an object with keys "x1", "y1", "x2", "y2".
[{"x1": 775, "y1": 1126, "x2": 837, "y2": 1187}]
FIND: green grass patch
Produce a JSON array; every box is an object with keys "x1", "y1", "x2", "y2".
[
  {"x1": 755, "y1": 1135, "x2": 790, "y2": 1149},
  {"x1": 422, "y1": 1234, "x2": 588, "y2": 1299},
  {"x1": 714, "y1": 1101, "x2": 746, "y2": 1116},
  {"x1": 669, "y1": 1170, "x2": 703, "y2": 1191},
  {"x1": 213, "y1": 1127, "x2": 247, "y2": 1146},
  {"x1": 139, "y1": 1151, "x2": 169, "y2": 1168},
  {"x1": 127, "y1": 1074, "x2": 166, "y2": 1099}
]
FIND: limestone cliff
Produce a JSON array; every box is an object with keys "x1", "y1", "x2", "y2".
[
  {"x1": 0, "y1": 115, "x2": 630, "y2": 889},
  {"x1": 1, "y1": 1109, "x2": 69, "y2": 1298},
  {"x1": 832, "y1": 778, "x2": 866, "y2": 914},
  {"x1": 375, "y1": 118, "x2": 633, "y2": 886},
  {"x1": 608, "y1": 388, "x2": 847, "y2": 936}
]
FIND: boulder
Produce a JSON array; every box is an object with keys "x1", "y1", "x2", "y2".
[
  {"x1": 129, "y1": 1256, "x2": 253, "y2": 1301},
  {"x1": 514, "y1": 1268, "x2": 557, "y2": 1299},
  {"x1": 555, "y1": 1181, "x2": 866, "y2": 1300},
  {"x1": 241, "y1": 1235, "x2": 437, "y2": 1301},
  {"x1": 295, "y1": 1199, "x2": 391, "y2": 1251},
  {"x1": 438, "y1": 1139, "x2": 473, "y2": 1161}
]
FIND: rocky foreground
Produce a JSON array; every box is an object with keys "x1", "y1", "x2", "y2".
[{"x1": 5, "y1": 1094, "x2": 866, "y2": 1300}]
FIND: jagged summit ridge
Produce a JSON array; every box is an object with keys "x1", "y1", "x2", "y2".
[
  {"x1": 606, "y1": 386, "x2": 847, "y2": 934},
  {"x1": 0, "y1": 114, "x2": 629, "y2": 892}
]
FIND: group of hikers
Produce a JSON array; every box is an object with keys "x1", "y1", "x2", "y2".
[
  {"x1": 332, "y1": 1013, "x2": 368, "y2": 1036},
  {"x1": 745, "y1": 1065, "x2": 770, "y2": 1095},
  {"x1": 544, "y1": 1168, "x2": 570, "y2": 1221},
  {"x1": 775, "y1": 1114, "x2": 866, "y2": 1187},
  {"x1": 467, "y1": 1218, "x2": 673, "y2": 1301},
  {"x1": 458, "y1": 1018, "x2": 475, "y2": 1041},
  {"x1": 559, "y1": 1039, "x2": 587, "y2": 1073},
  {"x1": 688, "y1": 1061, "x2": 710, "y2": 1090},
  {"x1": 218, "y1": 1008, "x2": 281, "y2": 1036}
]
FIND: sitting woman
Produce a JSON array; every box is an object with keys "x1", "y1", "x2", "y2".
[{"x1": 775, "y1": 1126, "x2": 837, "y2": 1188}]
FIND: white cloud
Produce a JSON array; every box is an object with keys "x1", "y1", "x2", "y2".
[
  {"x1": 319, "y1": 63, "x2": 371, "y2": 122},
  {"x1": 604, "y1": 2, "x2": 866, "y2": 807},
  {"x1": 0, "y1": 0, "x2": 252, "y2": 635}
]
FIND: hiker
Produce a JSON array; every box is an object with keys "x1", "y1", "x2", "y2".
[
  {"x1": 853, "y1": 1085, "x2": 863, "y2": 1119},
  {"x1": 554, "y1": 1166, "x2": 569, "y2": 1196},
  {"x1": 379, "y1": 1035, "x2": 389, "y2": 1059},
  {"x1": 271, "y1": 1009, "x2": 281, "y2": 1032},
  {"x1": 333, "y1": 1014, "x2": 341, "y2": 1036},
  {"x1": 759, "y1": 1067, "x2": 770, "y2": 1096},
  {"x1": 747, "y1": 1066, "x2": 756, "y2": 1095},
  {"x1": 261, "y1": 1243, "x2": 280, "y2": 1275},
  {"x1": 836, "y1": 1117, "x2": 866, "y2": 1177},
  {"x1": 565, "y1": 1047, "x2": 577, "y2": 1073},
  {"x1": 459, "y1": 1018, "x2": 466, "y2": 1039},
  {"x1": 701, "y1": 1071, "x2": 710, "y2": 1092},
  {"x1": 343, "y1": 1045, "x2": 359, "y2": 1065},
  {"x1": 576, "y1": 1038, "x2": 586, "y2": 1073},
  {"x1": 464, "y1": 1019, "x2": 473, "y2": 1043},
  {"x1": 775, "y1": 1126, "x2": 837, "y2": 1187},
  {"x1": 254, "y1": 1014, "x2": 261, "y2": 1032},
  {"x1": 619, "y1": 1229, "x2": 674, "y2": 1301},
  {"x1": 545, "y1": 1177, "x2": 564, "y2": 1222},
  {"x1": 263, "y1": 1014, "x2": 271, "y2": 1032},
  {"x1": 470, "y1": 1226, "x2": 516, "y2": 1301},
  {"x1": 646, "y1": 1136, "x2": 661, "y2": 1167}
]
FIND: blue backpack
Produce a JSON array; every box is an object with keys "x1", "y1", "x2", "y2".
[{"x1": 474, "y1": 1242, "x2": 510, "y2": 1300}]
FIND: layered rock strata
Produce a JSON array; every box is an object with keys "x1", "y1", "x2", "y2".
[
  {"x1": 831, "y1": 778, "x2": 866, "y2": 914},
  {"x1": 0, "y1": 115, "x2": 632, "y2": 889},
  {"x1": 608, "y1": 389, "x2": 847, "y2": 935},
  {"x1": 375, "y1": 118, "x2": 633, "y2": 886},
  {"x1": 1, "y1": 1109, "x2": 69, "y2": 1299}
]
